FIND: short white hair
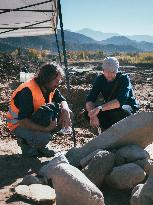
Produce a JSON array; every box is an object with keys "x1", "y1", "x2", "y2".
[{"x1": 102, "y1": 57, "x2": 119, "y2": 72}]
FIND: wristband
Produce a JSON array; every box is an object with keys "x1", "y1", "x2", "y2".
[{"x1": 97, "y1": 105, "x2": 103, "y2": 111}]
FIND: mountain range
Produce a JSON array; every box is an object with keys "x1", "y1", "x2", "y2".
[
  {"x1": 77, "y1": 28, "x2": 153, "y2": 43},
  {"x1": 0, "y1": 29, "x2": 153, "y2": 53}
]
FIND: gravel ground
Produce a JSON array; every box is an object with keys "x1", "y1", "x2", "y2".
[{"x1": 0, "y1": 65, "x2": 153, "y2": 205}]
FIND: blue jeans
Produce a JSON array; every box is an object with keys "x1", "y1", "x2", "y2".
[{"x1": 13, "y1": 126, "x2": 52, "y2": 148}]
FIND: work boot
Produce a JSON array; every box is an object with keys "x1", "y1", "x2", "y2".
[
  {"x1": 17, "y1": 138, "x2": 38, "y2": 157},
  {"x1": 37, "y1": 147, "x2": 56, "y2": 158},
  {"x1": 24, "y1": 147, "x2": 38, "y2": 157}
]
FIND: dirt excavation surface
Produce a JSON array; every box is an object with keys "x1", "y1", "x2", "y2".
[{"x1": 0, "y1": 64, "x2": 153, "y2": 205}]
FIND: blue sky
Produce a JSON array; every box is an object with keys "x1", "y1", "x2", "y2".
[{"x1": 60, "y1": 0, "x2": 153, "y2": 36}]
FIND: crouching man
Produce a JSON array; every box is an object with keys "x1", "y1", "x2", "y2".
[
  {"x1": 6, "y1": 63, "x2": 71, "y2": 157},
  {"x1": 85, "y1": 57, "x2": 139, "y2": 131}
]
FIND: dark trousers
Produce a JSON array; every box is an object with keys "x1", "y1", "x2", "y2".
[{"x1": 85, "y1": 108, "x2": 131, "y2": 129}]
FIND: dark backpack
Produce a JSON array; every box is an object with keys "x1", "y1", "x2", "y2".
[{"x1": 31, "y1": 103, "x2": 60, "y2": 127}]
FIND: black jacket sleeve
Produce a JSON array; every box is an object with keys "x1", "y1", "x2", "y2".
[
  {"x1": 52, "y1": 89, "x2": 66, "y2": 103},
  {"x1": 14, "y1": 87, "x2": 34, "y2": 120}
]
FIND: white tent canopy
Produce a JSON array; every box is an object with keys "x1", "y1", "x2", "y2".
[{"x1": 0, "y1": 0, "x2": 58, "y2": 38}]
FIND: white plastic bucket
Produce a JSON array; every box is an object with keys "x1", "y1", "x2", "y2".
[{"x1": 20, "y1": 72, "x2": 35, "y2": 82}]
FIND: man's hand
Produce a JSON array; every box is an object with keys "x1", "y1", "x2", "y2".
[
  {"x1": 88, "y1": 107, "x2": 100, "y2": 118},
  {"x1": 89, "y1": 115, "x2": 100, "y2": 128},
  {"x1": 44, "y1": 119, "x2": 57, "y2": 132},
  {"x1": 61, "y1": 108, "x2": 72, "y2": 128}
]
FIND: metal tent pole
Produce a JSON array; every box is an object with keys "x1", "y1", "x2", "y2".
[
  {"x1": 54, "y1": 28, "x2": 62, "y2": 64},
  {"x1": 58, "y1": 0, "x2": 76, "y2": 147},
  {"x1": 58, "y1": 0, "x2": 70, "y2": 95}
]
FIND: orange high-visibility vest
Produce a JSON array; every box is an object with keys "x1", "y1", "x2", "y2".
[{"x1": 6, "y1": 79, "x2": 55, "y2": 131}]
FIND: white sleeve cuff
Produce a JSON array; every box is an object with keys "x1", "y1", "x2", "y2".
[{"x1": 97, "y1": 105, "x2": 103, "y2": 111}]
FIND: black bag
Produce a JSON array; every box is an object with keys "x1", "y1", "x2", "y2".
[{"x1": 31, "y1": 103, "x2": 60, "y2": 127}]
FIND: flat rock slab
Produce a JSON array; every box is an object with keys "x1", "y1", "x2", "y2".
[
  {"x1": 66, "y1": 112, "x2": 153, "y2": 167},
  {"x1": 15, "y1": 184, "x2": 56, "y2": 202}
]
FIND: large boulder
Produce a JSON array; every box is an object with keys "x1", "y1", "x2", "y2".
[
  {"x1": 135, "y1": 158, "x2": 153, "y2": 176},
  {"x1": 80, "y1": 149, "x2": 102, "y2": 168},
  {"x1": 82, "y1": 150, "x2": 115, "y2": 188},
  {"x1": 105, "y1": 163, "x2": 146, "y2": 189},
  {"x1": 39, "y1": 154, "x2": 105, "y2": 205},
  {"x1": 66, "y1": 112, "x2": 153, "y2": 167},
  {"x1": 115, "y1": 144, "x2": 149, "y2": 166},
  {"x1": 130, "y1": 171, "x2": 153, "y2": 205}
]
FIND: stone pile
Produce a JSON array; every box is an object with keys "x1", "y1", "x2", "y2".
[
  {"x1": 15, "y1": 111, "x2": 153, "y2": 205},
  {"x1": 66, "y1": 112, "x2": 153, "y2": 167},
  {"x1": 65, "y1": 111, "x2": 153, "y2": 204},
  {"x1": 80, "y1": 144, "x2": 150, "y2": 190},
  {"x1": 38, "y1": 154, "x2": 105, "y2": 205}
]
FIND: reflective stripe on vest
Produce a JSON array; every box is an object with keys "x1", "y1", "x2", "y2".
[
  {"x1": 6, "y1": 118, "x2": 18, "y2": 124},
  {"x1": 8, "y1": 106, "x2": 18, "y2": 118},
  {"x1": 6, "y1": 107, "x2": 18, "y2": 124}
]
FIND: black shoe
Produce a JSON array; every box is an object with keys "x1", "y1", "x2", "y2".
[
  {"x1": 24, "y1": 147, "x2": 38, "y2": 157},
  {"x1": 37, "y1": 147, "x2": 56, "y2": 157},
  {"x1": 17, "y1": 138, "x2": 38, "y2": 157}
]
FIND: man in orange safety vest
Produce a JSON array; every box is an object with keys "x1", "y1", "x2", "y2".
[{"x1": 6, "y1": 63, "x2": 72, "y2": 157}]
